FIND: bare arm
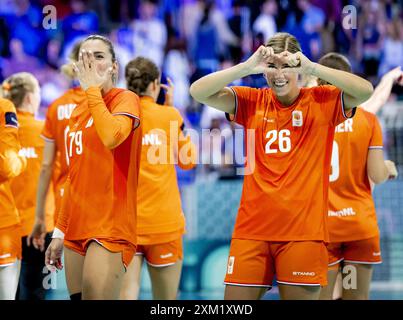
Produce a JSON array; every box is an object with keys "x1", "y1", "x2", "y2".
[
  {"x1": 361, "y1": 66, "x2": 403, "y2": 114},
  {"x1": 190, "y1": 46, "x2": 274, "y2": 113},
  {"x1": 311, "y1": 63, "x2": 374, "y2": 110},
  {"x1": 367, "y1": 149, "x2": 398, "y2": 184}
]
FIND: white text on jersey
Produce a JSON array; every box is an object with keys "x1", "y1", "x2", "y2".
[
  {"x1": 335, "y1": 118, "x2": 353, "y2": 133},
  {"x1": 19, "y1": 147, "x2": 38, "y2": 158},
  {"x1": 57, "y1": 104, "x2": 76, "y2": 121}
]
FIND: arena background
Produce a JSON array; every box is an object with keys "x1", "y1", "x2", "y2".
[{"x1": 0, "y1": 0, "x2": 402, "y2": 299}]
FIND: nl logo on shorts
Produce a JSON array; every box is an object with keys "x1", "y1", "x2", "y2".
[
  {"x1": 292, "y1": 110, "x2": 303, "y2": 127},
  {"x1": 227, "y1": 256, "x2": 235, "y2": 274}
]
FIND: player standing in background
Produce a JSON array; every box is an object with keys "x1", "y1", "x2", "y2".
[
  {"x1": 316, "y1": 53, "x2": 400, "y2": 300},
  {"x1": 2, "y1": 73, "x2": 54, "y2": 300},
  {"x1": 120, "y1": 57, "x2": 197, "y2": 300},
  {"x1": 0, "y1": 95, "x2": 26, "y2": 300},
  {"x1": 190, "y1": 32, "x2": 373, "y2": 300},
  {"x1": 29, "y1": 42, "x2": 86, "y2": 253},
  {"x1": 44, "y1": 35, "x2": 142, "y2": 300}
]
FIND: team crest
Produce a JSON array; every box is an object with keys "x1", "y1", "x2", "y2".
[{"x1": 292, "y1": 110, "x2": 303, "y2": 127}]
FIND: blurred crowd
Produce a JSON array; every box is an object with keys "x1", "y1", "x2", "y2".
[{"x1": 0, "y1": 0, "x2": 402, "y2": 178}]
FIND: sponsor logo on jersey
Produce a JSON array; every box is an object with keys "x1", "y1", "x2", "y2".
[
  {"x1": 263, "y1": 117, "x2": 275, "y2": 123},
  {"x1": 328, "y1": 207, "x2": 356, "y2": 217},
  {"x1": 373, "y1": 252, "x2": 381, "y2": 256},
  {"x1": 160, "y1": 253, "x2": 173, "y2": 259},
  {"x1": 292, "y1": 110, "x2": 303, "y2": 127},
  {"x1": 142, "y1": 133, "x2": 162, "y2": 146},
  {"x1": 18, "y1": 147, "x2": 38, "y2": 158},
  {"x1": 0, "y1": 253, "x2": 11, "y2": 259},
  {"x1": 292, "y1": 271, "x2": 316, "y2": 276}
]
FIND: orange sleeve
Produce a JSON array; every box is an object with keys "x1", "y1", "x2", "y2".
[
  {"x1": 369, "y1": 113, "x2": 383, "y2": 149},
  {"x1": 315, "y1": 85, "x2": 356, "y2": 126},
  {"x1": 86, "y1": 87, "x2": 140, "y2": 149},
  {"x1": 225, "y1": 86, "x2": 259, "y2": 127},
  {"x1": 55, "y1": 175, "x2": 71, "y2": 234},
  {"x1": 0, "y1": 99, "x2": 26, "y2": 183},
  {"x1": 41, "y1": 102, "x2": 56, "y2": 141},
  {"x1": 176, "y1": 112, "x2": 197, "y2": 170}
]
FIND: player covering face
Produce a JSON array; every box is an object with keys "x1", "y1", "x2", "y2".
[{"x1": 190, "y1": 32, "x2": 374, "y2": 300}]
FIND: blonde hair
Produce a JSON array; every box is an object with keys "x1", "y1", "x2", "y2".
[
  {"x1": 2, "y1": 72, "x2": 38, "y2": 108},
  {"x1": 265, "y1": 32, "x2": 301, "y2": 54},
  {"x1": 60, "y1": 40, "x2": 82, "y2": 79}
]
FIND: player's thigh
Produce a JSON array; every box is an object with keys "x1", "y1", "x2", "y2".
[
  {"x1": 120, "y1": 254, "x2": 144, "y2": 300},
  {"x1": 319, "y1": 267, "x2": 340, "y2": 300},
  {"x1": 342, "y1": 263, "x2": 373, "y2": 300},
  {"x1": 224, "y1": 285, "x2": 268, "y2": 300},
  {"x1": 147, "y1": 259, "x2": 183, "y2": 300},
  {"x1": 82, "y1": 241, "x2": 125, "y2": 300},
  {"x1": 278, "y1": 284, "x2": 321, "y2": 300},
  {"x1": 63, "y1": 245, "x2": 85, "y2": 296}
]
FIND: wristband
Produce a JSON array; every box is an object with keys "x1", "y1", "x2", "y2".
[{"x1": 52, "y1": 227, "x2": 65, "y2": 240}]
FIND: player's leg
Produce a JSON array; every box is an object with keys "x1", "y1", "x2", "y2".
[
  {"x1": 275, "y1": 241, "x2": 328, "y2": 300},
  {"x1": 319, "y1": 268, "x2": 340, "y2": 299},
  {"x1": 147, "y1": 260, "x2": 183, "y2": 300},
  {"x1": 145, "y1": 238, "x2": 184, "y2": 300},
  {"x1": 319, "y1": 242, "x2": 344, "y2": 300},
  {"x1": 81, "y1": 241, "x2": 125, "y2": 300},
  {"x1": 224, "y1": 239, "x2": 273, "y2": 300},
  {"x1": 0, "y1": 260, "x2": 21, "y2": 300},
  {"x1": 120, "y1": 254, "x2": 144, "y2": 300},
  {"x1": 64, "y1": 244, "x2": 85, "y2": 299},
  {"x1": 341, "y1": 236, "x2": 381, "y2": 300},
  {"x1": 342, "y1": 263, "x2": 373, "y2": 300}
]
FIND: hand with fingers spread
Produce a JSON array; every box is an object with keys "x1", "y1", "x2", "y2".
[
  {"x1": 161, "y1": 77, "x2": 174, "y2": 106},
  {"x1": 27, "y1": 218, "x2": 47, "y2": 252},
  {"x1": 73, "y1": 49, "x2": 113, "y2": 91},
  {"x1": 45, "y1": 238, "x2": 64, "y2": 271}
]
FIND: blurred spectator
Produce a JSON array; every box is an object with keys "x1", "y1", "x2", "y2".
[
  {"x1": 190, "y1": 2, "x2": 221, "y2": 80},
  {"x1": 252, "y1": 0, "x2": 277, "y2": 44},
  {"x1": 109, "y1": 29, "x2": 132, "y2": 87},
  {"x1": 1, "y1": 38, "x2": 42, "y2": 78},
  {"x1": 227, "y1": 0, "x2": 251, "y2": 64},
  {"x1": 0, "y1": 16, "x2": 10, "y2": 58},
  {"x1": 5, "y1": 0, "x2": 47, "y2": 58},
  {"x1": 378, "y1": 17, "x2": 403, "y2": 77},
  {"x1": 62, "y1": 0, "x2": 99, "y2": 52},
  {"x1": 131, "y1": 0, "x2": 167, "y2": 68},
  {"x1": 356, "y1": 1, "x2": 386, "y2": 82}
]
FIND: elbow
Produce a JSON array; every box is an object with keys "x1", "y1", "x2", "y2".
[
  {"x1": 368, "y1": 170, "x2": 387, "y2": 185},
  {"x1": 360, "y1": 81, "x2": 374, "y2": 103},
  {"x1": 189, "y1": 82, "x2": 203, "y2": 103}
]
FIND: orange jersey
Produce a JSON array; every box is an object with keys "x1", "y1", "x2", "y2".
[
  {"x1": 328, "y1": 108, "x2": 382, "y2": 242},
  {"x1": 228, "y1": 85, "x2": 355, "y2": 242},
  {"x1": 10, "y1": 111, "x2": 55, "y2": 236},
  {"x1": 60, "y1": 88, "x2": 141, "y2": 246},
  {"x1": 0, "y1": 98, "x2": 25, "y2": 228},
  {"x1": 137, "y1": 96, "x2": 196, "y2": 244},
  {"x1": 41, "y1": 87, "x2": 87, "y2": 218}
]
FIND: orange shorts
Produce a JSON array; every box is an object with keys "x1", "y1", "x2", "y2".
[
  {"x1": 0, "y1": 224, "x2": 22, "y2": 267},
  {"x1": 136, "y1": 237, "x2": 183, "y2": 267},
  {"x1": 224, "y1": 239, "x2": 328, "y2": 287},
  {"x1": 327, "y1": 235, "x2": 382, "y2": 268},
  {"x1": 64, "y1": 238, "x2": 136, "y2": 269}
]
